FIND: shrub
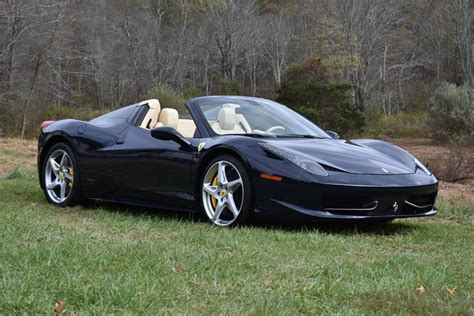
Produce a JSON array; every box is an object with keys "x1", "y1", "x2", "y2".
[
  {"x1": 0, "y1": 100, "x2": 105, "y2": 138},
  {"x1": 70, "y1": 92, "x2": 97, "y2": 107},
  {"x1": 0, "y1": 101, "x2": 23, "y2": 137},
  {"x1": 183, "y1": 86, "x2": 205, "y2": 99},
  {"x1": 39, "y1": 104, "x2": 104, "y2": 123},
  {"x1": 212, "y1": 79, "x2": 243, "y2": 96},
  {"x1": 362, "y1": 109, "x2": 428, "y2": 139},
  {"x1": 427, "y1": 83, "x2": 473, "y2": 142},
  {"x1": 148, "y1": 85, "x2": 187, "y2": 113},
  {"x1": 277, "y1": 57, "x2": 364, "y2": 136},
  {"x1": 424, "y1": 145, "x2": 473, "y2": 182}
]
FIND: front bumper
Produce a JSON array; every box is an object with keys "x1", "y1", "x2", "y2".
[
  {"x1": 265, "y1": 199, "x2": 437, "y2": 221},
  {"x1": 253, "y1": 170, "x2": 438, "y2": 222}
]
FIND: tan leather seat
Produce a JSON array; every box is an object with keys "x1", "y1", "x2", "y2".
[
  {"x1": 139, "y1": 99, "x2": 161, "y2": 129},
  {"x1": 177, "y1": 119, "x2": 196, "y2": 137},
  {"x1": 156, "y1": 108, "x2": 179, "y2": 129},
  {"x1": 211, "y1": 104, "x2": 250, "y2": 134},
  {"x1": 138, "y1": 99, "x2": 197, "y2": 137},
  {"x1": 154, "y1": 108, "x2": 197, "y2": 137}
]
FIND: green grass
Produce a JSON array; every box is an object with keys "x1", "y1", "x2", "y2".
[{"x1": 0, "y1": 173, "x2": 473, "y2": 314}]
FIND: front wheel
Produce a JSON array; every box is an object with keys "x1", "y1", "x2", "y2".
[
  {"x1": 200, "y1": 155, "x2": 253, "y2": 227},
  {"x1": 42, "y1": 143, "x2": 81, "y2": 206}
]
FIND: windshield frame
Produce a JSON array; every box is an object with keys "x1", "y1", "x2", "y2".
[{"x1": 188, "y1": 96, "x2": 331, "y2": 139}]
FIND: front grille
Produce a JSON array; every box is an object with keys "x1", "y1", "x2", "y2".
[
  {"x1": 401, "y1": 192, "x2": 436, "y2": 214},
  {"x1": 324, "y1": 194, "x2": 375, "y2": 210},
  {"x1": 322, "y1": 190, "x2": 436, "y2": 216}
]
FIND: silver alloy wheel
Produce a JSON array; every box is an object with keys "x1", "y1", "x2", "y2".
[
  {"x1": 202, "y1": 160, "x2": 244, "y2": 226},
  {"x1": 45, "y1": 149, "x2": 74, "y2": 204}
]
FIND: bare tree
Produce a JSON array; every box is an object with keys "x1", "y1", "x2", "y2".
[
  {"x1": 0, "y1": 0, "x2": 473, "y2": 137},
  {"x1": 202, "y1": 0, "x2": 257, "y2": 81},
  {"x1": 263, "y1": 13, "x2": 292, "y2": 87},
  {"x1": 446, "y1": 0, "x2": 473, "y2": 87},
  {"x1": 1, "y1": 0, "x2": 72, "y2": 138},
  {"x1": 141, "y1": 0, "x2": 167, "y2": 87},
  {"x1": 328, "y1": 0, "x2": 401, "y2": 109}
]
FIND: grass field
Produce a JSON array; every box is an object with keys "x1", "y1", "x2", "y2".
[{"x1": 0, "y1": 139, "x2": 473, "y2": 314}]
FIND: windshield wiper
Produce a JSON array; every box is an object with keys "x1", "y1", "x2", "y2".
[
  {"x1": 221, "y1": 133, "x2": 272, "y2": 138},
  {"x1": 243, "y1": 133, "x2": 275, "y2": 138},
  {"x1": 276, "y1": 134, "x2": 327, "y2": 139}
]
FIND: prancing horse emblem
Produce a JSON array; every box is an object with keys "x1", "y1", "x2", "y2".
[{"x1": 393, "y1": 202, "x2": 399, "y2": 212}]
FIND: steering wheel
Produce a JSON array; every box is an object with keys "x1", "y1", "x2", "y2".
[{"x1": 265, "y1": 126, "x2": 286, "y2": 134}]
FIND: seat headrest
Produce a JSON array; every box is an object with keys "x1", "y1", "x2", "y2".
[
  {"x1": 138, "y1": 99, "x2": 161, "y2": 129},
  {"x1": 217, "y1": 106, "x2": 237, "y2": 130},
  {"x1": 139, "y1": 99, "x2": 160, "y2": 109},
  {"x1": 222, "y1": 103, "x2": 240, "y2": 109},
  {"x1": 158, "y1": 108, "x2": 179, "y2": 129}
]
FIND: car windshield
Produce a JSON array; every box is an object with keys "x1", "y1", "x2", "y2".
[{"x1": 195, "y1": 97, "x2": 330, "y2": 138}]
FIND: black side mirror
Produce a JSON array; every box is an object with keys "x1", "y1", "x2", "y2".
[
  {"x1": 326, "y1": 130, "x2": 340, "y2": 139},
  {"x1": 151, "y1": 127, "x2": 191, "y2": 147}
]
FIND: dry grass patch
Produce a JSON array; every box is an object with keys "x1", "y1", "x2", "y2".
[
  {"x1": 0, "y1": 138, "x2": 37, "y2": 177},
  {"x1": 391, "y1": 138, "x2": 474, "y2": 201}
]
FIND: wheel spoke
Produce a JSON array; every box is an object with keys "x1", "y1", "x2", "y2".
[
  {"x1": 47, "y1": 179, "x2": 60, "y2": 190},
  {"x1": 218, "y1": 162, "x2": 228, "y2": 185},
  {"x1": 49, "y1": 158, "x2": 60, "y2": 176},
  {"x1": 227, "y1": 178, "x2": 242, "y2": 193},
  {"x1": 203, "y1": 183, "x2": 219, "y2": 199},
  {"x1": 64, "y1": 172, "x2": 73, "y2": 181},
  {"x1": 59, "y1": 153, "x2": 68, "y2": 168},
  {"x1": 226, "y1": 193, "x2": 240, "y2": 218},
  {"x1": 60, "y1": 181, "x2": 67, "y2": 200},
  {"x1": 212, "y1": 201, "x2": 226, "y2": 221}
]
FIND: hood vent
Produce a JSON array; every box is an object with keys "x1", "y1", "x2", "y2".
[{"x1": 321, "y1": 164, "x2": 346, "y2": 173}]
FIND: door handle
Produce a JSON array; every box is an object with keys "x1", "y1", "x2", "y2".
[{"x1": 115, "y1": 138, "x2": 124, "y2": 145}]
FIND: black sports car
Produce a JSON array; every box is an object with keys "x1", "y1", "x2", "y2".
[{"x1": 38, "y1": 96, "x2": 438, "y2": 226}]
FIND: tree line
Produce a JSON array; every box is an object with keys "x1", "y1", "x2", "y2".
[{"x1": 0, "y1": 0, "x2": 472, "y2": 138}]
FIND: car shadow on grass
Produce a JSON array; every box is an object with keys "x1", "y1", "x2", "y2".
[
  {"x1": 251, "y1": 219, "x2": 421, "y2": 236},
  {"x1": 82, "y1": 201, "x2": 421, "y2": 236}
]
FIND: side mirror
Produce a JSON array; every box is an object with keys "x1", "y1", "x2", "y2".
[
  {"x1": 326, "y1": 130, "x2": 340, "y2": 139},
  {"x1": 151, "y1": 126, "x2": 191, "y2": 147}
]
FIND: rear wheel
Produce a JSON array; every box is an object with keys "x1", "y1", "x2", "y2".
[
  {"x1": 42, "y1": 143, "x2": 81, "y2": 206},
  {"x1": 200, "y1": 155, "x2": 253, "y2": 227}
]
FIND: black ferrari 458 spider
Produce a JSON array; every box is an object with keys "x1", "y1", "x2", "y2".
[{"x1": 38, "y1": 96, "x2": 438, "y2": 226}]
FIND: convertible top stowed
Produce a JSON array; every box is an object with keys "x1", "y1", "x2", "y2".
[{"x1": 37, "y1": 96, "x2": 438, "y2": 226}]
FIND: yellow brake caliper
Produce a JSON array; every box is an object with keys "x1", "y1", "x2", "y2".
[
  {"x1": 68, "y1": 167, "x2": 74, "y2": 188},
  {"x1": 211, "y1": 175, "x2": 218, "y2": 208}
]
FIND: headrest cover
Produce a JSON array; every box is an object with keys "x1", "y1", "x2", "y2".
[
  {"x1": 139, "y1": 99, "x2": 161, "y2": 109},
  {"x1": 217, "y1": 107, "x2": 237, "y2": 130},
  {"x1": 159, "y1": 108, "x2": 179, "y2": 129},
  {"x1": 221, "y1": 103, "x2": 240, "y2": 109}
]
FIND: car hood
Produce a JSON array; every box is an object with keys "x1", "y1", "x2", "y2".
[{"x1": 263, "y1": 138, "x2": 416, "y2": 175}]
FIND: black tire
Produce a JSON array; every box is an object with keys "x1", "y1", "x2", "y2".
[
  {"x1": 41, "y1": 143, "x2": 81, "y2": 207},
  {"x1": 200, "y1": 155, "x2": 253, "y2": 227}
]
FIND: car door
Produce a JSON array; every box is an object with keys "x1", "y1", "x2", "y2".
[{"x1": 107, "y1": 125, "x2": 197, "y2": 210}]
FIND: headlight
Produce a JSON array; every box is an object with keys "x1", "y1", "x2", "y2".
[
  {"x1": 261, "y1": 143, "x2": 328, "y2": 177},
  {"x1": 414, "y1": 158, "x2": 432, "y2": 175}
]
